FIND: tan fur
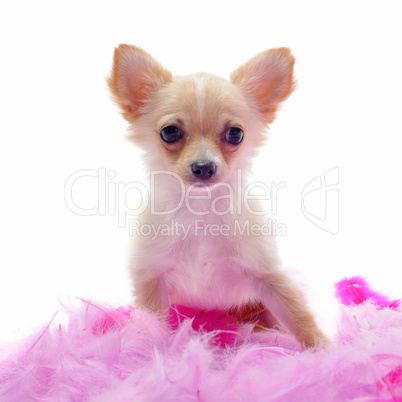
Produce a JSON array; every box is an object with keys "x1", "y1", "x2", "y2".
[
  {"x1": 231, "y1": 48, "x2": 296, "y2": 124},
  {"x1": 107, "y1": 44, "x2": 172, "y2": 121},
  {"x1": 108, "y1": 44, "x2": 328, "y2": 349}
]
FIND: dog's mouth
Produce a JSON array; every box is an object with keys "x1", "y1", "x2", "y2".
[{"x1": 186, "y1": 180, "x2": 220, "y2": 192}]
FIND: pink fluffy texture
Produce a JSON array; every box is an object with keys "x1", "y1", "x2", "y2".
[
  {"x1": 0, "y1": 278, "x2": 401, "y2": 401},
  {"x1": 335, "y1": 276, "x2": 401, "y2": 310}
]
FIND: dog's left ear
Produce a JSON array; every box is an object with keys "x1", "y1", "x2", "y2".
[{"x1": 230, "y1": 48, "x2": 295, "y2": 124}]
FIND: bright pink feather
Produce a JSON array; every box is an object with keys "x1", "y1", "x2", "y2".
[
  {"x1": 168, "y1": 304, "x2": 241, "y2": 346},
  {"x1": 334, "y1": 276, "x2": 401, "y2": 309}
]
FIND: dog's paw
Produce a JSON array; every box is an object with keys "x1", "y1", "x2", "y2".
[{"x1": 297, "y1": 328, "x2": 330, "y2": 350}]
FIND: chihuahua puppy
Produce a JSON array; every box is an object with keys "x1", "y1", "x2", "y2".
[{"x1": 108, "y1": 45, "x2": 328, "y2": 348}]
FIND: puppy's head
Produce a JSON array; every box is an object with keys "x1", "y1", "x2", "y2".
[{"x1": 108, "y1": 45, "x2": 295, "y2": 187}]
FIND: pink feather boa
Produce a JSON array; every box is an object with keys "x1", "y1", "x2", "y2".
[{"x1": 0, "y1": 277, "x2": 401, "y2": 401}]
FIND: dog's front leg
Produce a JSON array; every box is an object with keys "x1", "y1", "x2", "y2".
[
  {"x1": 132, "y1": 269, "x2": 168, "y2": 314},
  {"x1": 249, "y1": 268, "x2": 329, "y2": 349}
]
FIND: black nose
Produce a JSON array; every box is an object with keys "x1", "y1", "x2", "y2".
[{"x1": 191, "y1": 161, "x2": 217, "y2": 180}]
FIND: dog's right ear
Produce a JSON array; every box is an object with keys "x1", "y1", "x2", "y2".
[{"x1": 107, "y1": 44, "x2": 172, "y2": 122}]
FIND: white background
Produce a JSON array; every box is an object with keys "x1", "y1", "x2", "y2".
[{"x1": 0, "y1": 1, "x2": 401, "y2": 341}]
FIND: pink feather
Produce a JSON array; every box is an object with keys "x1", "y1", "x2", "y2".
[
  {"x1": 1, "y1": 279, "x2": 402, "y2": 401},
  {"x1": 168, "y1": 304, "x2": 241, "y2": 346},
  {"x1": 334, "y1": 276, "x2": 401, "y2": 309}
]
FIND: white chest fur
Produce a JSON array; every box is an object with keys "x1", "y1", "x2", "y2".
[{"x1": 132, "y1": 196, "x2": 278, "y2": 310}]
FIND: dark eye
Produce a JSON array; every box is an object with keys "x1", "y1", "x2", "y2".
[
  {"x1": 225, "y1": 127, "x2": 244, "y2": 145},
  {"x1": 160, "y1": 125, "x2": 182, "y2": 143}
]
